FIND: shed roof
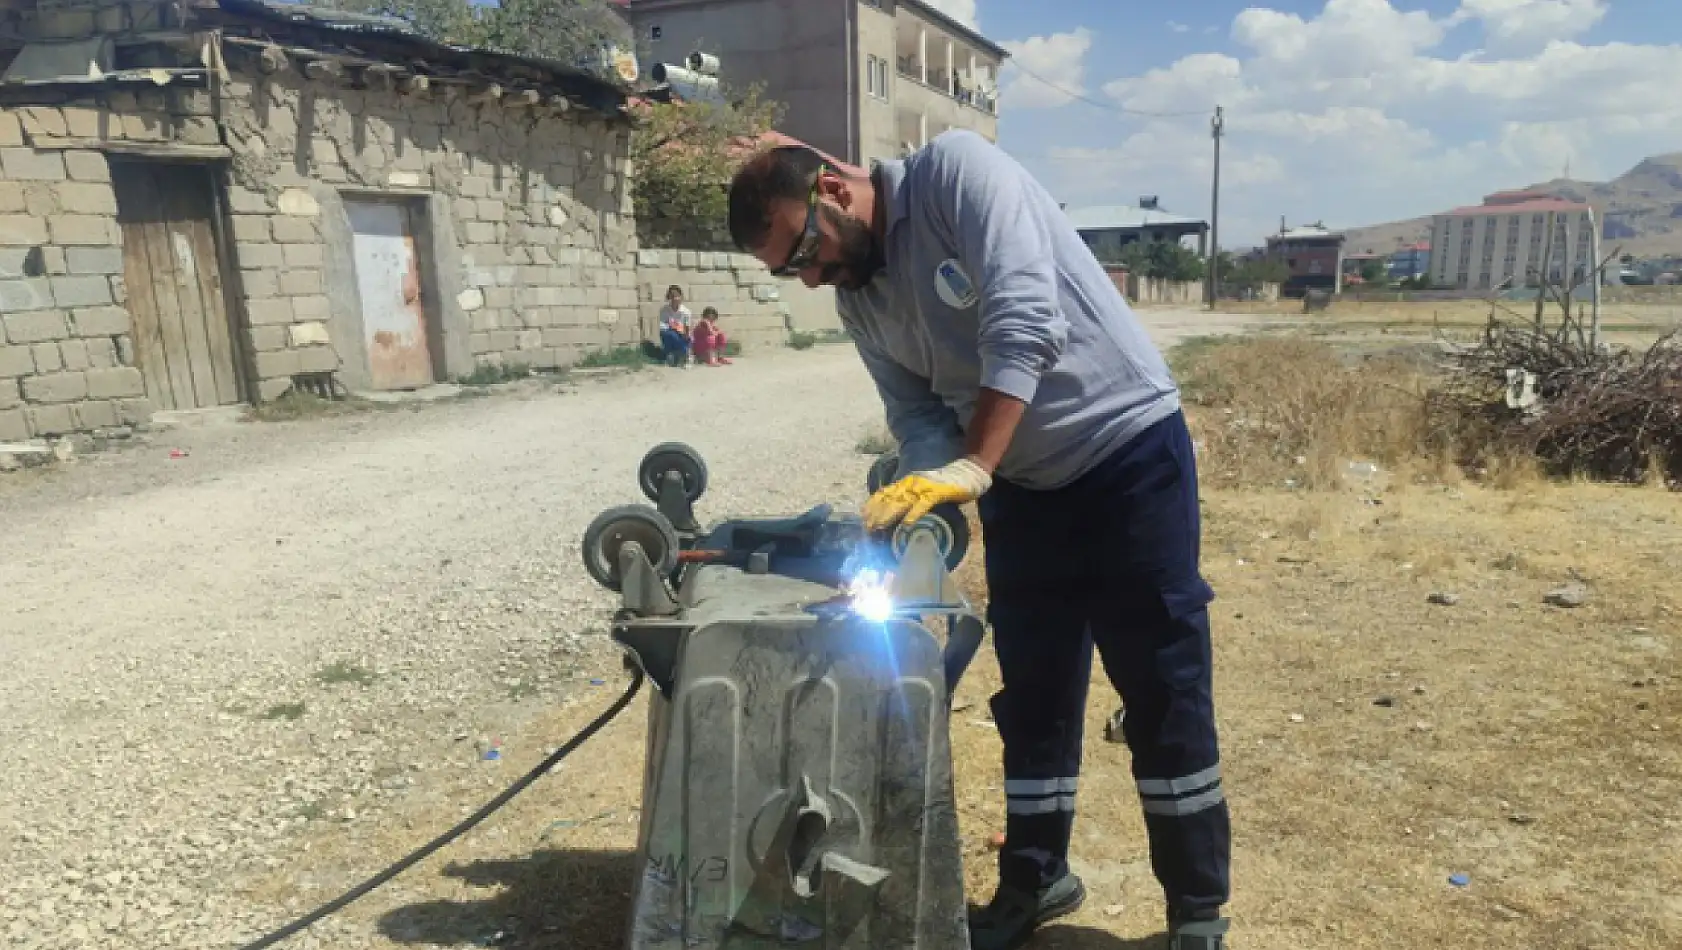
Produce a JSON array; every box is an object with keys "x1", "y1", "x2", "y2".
[{"x1": 1063, "y1": 205, "x2": 1207, "y2": 231}]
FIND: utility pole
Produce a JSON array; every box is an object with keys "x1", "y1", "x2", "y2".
[{"x1": 1206, "y1": 105, "x2": 1224, "y2": 309}]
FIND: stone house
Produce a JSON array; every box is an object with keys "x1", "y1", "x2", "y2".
[{"x1": 0, "y1": 0, "x2": 640, "y2": 443}]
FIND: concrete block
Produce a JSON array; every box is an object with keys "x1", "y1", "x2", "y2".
[
  {"x1": 0, "y1": 215, "x2": 49, "y2": 246},
  {"x1": 235, "y1": 242, "x2": 285, "y2": 268},
  {"x1": 72, "y1": 400, "x2": 118, "y2": 429},
  {"x1": 0, "y1": 377, "x2": 17, "y2": 408},
  {"x1": 387, "y1": 171, "x2": 423, "y2": 188},
  {"x1": 254, "y1": 348, "x2": 301, "y2": 379},
  {"x1": 278, "y1": 269, "x2": 322, "y2": 296},
  {"x1": 65, "y1": 246, "x2": 124, "y2": 275},
  {"x1": 1, "y1": 148, "x2": 66, "y2": 181},
  {"x1": 108, "y1": 274, "x2": 125, "y2": 306},
  {"x1": 256, "y1": 376, "x2": 292, "y2": 401},
  {"x1": 120, "y1": 113, "x2": 169, "y2": 142},
  {"x1": 31, "y1": 342, "x2": 61, "y2": 373},
  {"x1": 287, "y1": 322, "x2": 331, "y2": 347},
  {"x1": 69, "y1": 306, "x2": 129, "y2": 337},
  {"x1": 469, "y1": 310, "x2": 498, "y2": 334},
  {"x1": 0, "y1": 113, "x2": 20, "y2": 148},
  {"x1": 49, "y1": 214, "x2": 115, "y2": 246},
  {"x1": 58, "y1": 339, "x2": 89, "y2": 371},
  {"x1": 468, "y1": 331, "x2": 493, "y2": 355},
  {"x1": 226, "y1": 186, "x2": 271, "y2": 214},
  {"x1": 271, "y1": 216, "x2": 317, "y2": 243},
  {"x1": 85, "y1": 337, "x2": 116, "y2": 368},
  {"x1": 239, "y1": 269, "x2": 280, "y2": 298},
  {"x1": 24, "y1": 403, "x2": 73, "y2": 436},
  {"x1": 295, "y1": 345, "x2": 339, "y2": 374},
  {"x1": 0, "y1": 182, "x2": 24, "y2": 215},
  {"x1": 457, "y1": 288, "x2": 485, "y2": 312},
  {"x1": 3, "y1": 310, "x2": 67, "y2": 343},
  {"x1": 54, "y1": 182, "x2": 118, "y2": 215},
  {"x1": 277, "y1": 189, "x2": 319, "y2": 216},
  {"x1": 63, "y1": 150, "x2": 110, "y2": 182},
  {"x1": 596, "y1": 308, "x2": 619, "y2": 325},
  {"x1": 230, "y1": 215, "x2": 271, "y2": 243},
  {"x1": 463, "y1": 222, "x2": 497, "y2": 244},
  {"x1": 248, "y1": 326, "x2": 287, "y2": 352},
  {"x1": 115, "y1": 334, "x2": 134, "y2": 366},
  {"x1": 488, "y1": 330, "x2": 519, "y2": 352},
  {"x1": 0, "y1": 407, "x2": 24, "y2": 441},
  {"x1": 245, "y1": 298, "x2": 294, "y2": 326},
  {"x1": 177, "y1": 116, "x2": 220, "y2": 146},
  {"x1": 282, "y1": 243, "x2": 323, "y2": 268},
  {"x1": 84, "y1": 367, "x2": 144, "y2": 399},
  {"x1": 49, "y1": 275, "x2": 111, "y2": 307},
  {"x1": 0, "y1": 278, "x2": 54, "y2": 312},
  {"x1": 113, "y1": 397, "x2": 152, "y2": 424},
  {"x1": 0, "y1": 345, "x2": 34, "y2": 376},
  {"x1": 290, "y1": 296, "x2": 331, "y2": 322},
  {"x1": 23, "y1": 371, "x2": 87, "y2": 404}
]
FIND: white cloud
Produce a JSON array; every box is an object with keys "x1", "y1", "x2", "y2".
[
  {"x1": 1000, "y1": 28, "x2": 1094, "y2": 110},
  {"x1": 1027, "y1": 0, "x2": 1682, "y2": 245},
  {"x1": 1453, "y1": 0, "x2": 1608, "y2": 52},
  {"x1": 920, "y1": 0, "x2": 978, "y2": 30},
  {"x1": 1167, "y1": 21, "x2": 1190, "y2": 34}
]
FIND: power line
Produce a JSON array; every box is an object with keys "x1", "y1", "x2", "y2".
[{"x1": 1004, "y1": 62, "x2": 1212, "y2": 118}]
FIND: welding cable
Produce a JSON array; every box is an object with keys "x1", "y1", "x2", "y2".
[{"x1": 235, "y1": 664, "x2": 645, "y2": 950}]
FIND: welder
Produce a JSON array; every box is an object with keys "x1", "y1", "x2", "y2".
[{"x1": 726, "y1": 132, "x2": 1231, "y2": 950}]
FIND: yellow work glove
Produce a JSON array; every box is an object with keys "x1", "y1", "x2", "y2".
[{"x1": 863, "y1": 458, "x2": 993, "y2": 532}]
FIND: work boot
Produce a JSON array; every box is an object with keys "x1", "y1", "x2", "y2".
[
  {"x1": 968, "y1": 873, "x2": 1085, "y2": 950},
  {"x1": 1168, "y1": 912, "x2": 1230, "y2": 950}
]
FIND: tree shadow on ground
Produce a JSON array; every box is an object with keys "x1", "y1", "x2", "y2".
[
  {"x1": 378, "y1": 847, "x2": 636, "y2": 950},
  {"x1": 377, "y1": 848, "x2": 1167, "y2": 950}
]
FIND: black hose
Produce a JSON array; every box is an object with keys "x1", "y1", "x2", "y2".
[{"x1": 236, "y1": 665, "x2": 645, "y2": 949}]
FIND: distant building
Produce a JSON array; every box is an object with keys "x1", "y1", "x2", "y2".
[
  {"x1": 1265, "y1": 223, "x2": 1346, "y2": 297},
  {"x1": 1064, "y1": 198, "x2": 1211, "y2": 261},
  {"x1": 620, "y1": 0, "x2": 1007, "y2": 169},
  {"x1": 1428, "y1": 191, "x2": 1596, "y2": 291},
  {"x1": 1387, "y1": 242, "x2": 1431, "y2": 281}
]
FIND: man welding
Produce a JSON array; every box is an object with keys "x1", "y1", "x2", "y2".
[{"x1": 726, "y1": 131, "x2": 1230, "y2": 950}]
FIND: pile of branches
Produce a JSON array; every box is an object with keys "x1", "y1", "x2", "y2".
[{"x1": 1427, "y1": 321, "x2": 1682, "y2": 485}]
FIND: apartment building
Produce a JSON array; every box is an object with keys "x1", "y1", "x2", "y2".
[
  {"x1": 1429, "y1": 191, "x2": 1598, "y2": 291},
  {"x1": 622, "y1": 0, "x2": 1006, "y2": 168}
]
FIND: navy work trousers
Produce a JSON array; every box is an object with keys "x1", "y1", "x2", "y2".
[{"x1": 978, "y1": 409, "x2": 1230, "y2": 919}]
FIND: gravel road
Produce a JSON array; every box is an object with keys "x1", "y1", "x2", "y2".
[{"x1": 0, "y1": 310, "x2": 1249, "y2": 950}]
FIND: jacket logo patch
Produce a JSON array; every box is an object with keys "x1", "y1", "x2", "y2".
[{"x1": 934, "y1": 259, "x2": 979, "y2": 309}]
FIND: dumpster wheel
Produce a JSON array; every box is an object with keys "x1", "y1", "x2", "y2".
[
  {"x1": 638, "y1": 442, "x2": 709, "y2": 504},
  {"x1": 582, "y1": 504, "x2": 680, "y2": 591}
]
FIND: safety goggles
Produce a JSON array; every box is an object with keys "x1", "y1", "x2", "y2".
[{"x1": 771, "y1": 166, "x2": 826, "y2": 278}]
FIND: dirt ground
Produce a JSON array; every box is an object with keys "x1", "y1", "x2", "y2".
[{"x1": 4, "y1": 309, "x2": 1678, "y2": 949}]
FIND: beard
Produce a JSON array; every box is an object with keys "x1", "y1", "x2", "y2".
[{"x1": 821, "y1": 206, "x2": 886, "y2": 291}]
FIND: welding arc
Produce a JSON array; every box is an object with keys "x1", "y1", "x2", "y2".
[{"x1": 235, "y1": 666, "x2": 646, "y2": 950}]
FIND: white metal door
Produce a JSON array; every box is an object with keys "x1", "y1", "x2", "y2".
[{"x1": 347, "y1": 201, "x2": 434, "y2": 390}]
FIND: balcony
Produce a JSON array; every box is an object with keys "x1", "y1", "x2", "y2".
[{"x1": 894, "y1": 22, "x2": 999, "y2": 116}]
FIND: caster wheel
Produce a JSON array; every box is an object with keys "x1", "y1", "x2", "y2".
[
  {"x1": 582, "y1": 505, "x2": 679, "y2": 592},
  {"x1": 638, "y1": 442, "x2": 709, "y2": 504},
  {"x1": 891, "y1": 503, "x2": 971, "y2": 571},
  {"x1": 866, "y1": 450, "x2": 901, "y2": 494}
]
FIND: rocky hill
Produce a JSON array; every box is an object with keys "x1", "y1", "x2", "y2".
[{"x1": 1343, "y1": 153, "x2": 1682, "y2": 260}]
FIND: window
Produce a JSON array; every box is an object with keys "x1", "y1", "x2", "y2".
[
  {"x1": 865, "y1": 55, "x2": 890, "y2": 100},
  {"x1": 650, "y1": 25, "x2": 662, "y2": 40}
]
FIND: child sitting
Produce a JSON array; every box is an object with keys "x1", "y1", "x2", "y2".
[
  {"x1": 658, "y1": 285, "x2": 692, "y2": 367},
  {"x1": 692, "y1": 307, "x2": 732, "y2": 366}
]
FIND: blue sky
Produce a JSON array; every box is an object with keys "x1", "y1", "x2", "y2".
[{"x1": 924, "y1": 0, "x2": 1682, "y2": 248}]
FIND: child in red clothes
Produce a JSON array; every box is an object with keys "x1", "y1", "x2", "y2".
[{"x1": 692, "y1": 307, "x2": 732, "y2": 366}]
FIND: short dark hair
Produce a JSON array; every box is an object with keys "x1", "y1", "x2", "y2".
[
  {"x1": 728, "y1": 146, "x2": 826, "y2": 252},
  {"x1": 702, "y1": 306, "x2": 719, "y2": 319},
  {"x1": 665, "y1": 284, "x2": 684, "y2": 299}
]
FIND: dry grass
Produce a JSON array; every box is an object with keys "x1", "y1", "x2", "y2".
[{"x1": 231, "y1": 332, "x2": 1682, "y2": 950}]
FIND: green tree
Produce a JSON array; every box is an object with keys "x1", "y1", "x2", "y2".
[
  {"x1": 1358, "y1": 258, "x2": 1389, "y2": 286},
  {"x1": 630, "y1": 86, "x2": 784, "y2": 248},
  {"x1": 1112, "y1": 240, "x2": 1204, "y2": 281}
]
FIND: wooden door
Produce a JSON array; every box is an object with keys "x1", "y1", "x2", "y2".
[
  {"x1": 111, "y1": 163, "x2": 241, "y2": 411},
  {"x1": 346, "y1": 200, "x2": 435, "y2": 391}
]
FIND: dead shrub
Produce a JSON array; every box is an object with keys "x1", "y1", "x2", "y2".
[{"x1": 1174, "y1": 337, "x2": 1430, "y2": 490}]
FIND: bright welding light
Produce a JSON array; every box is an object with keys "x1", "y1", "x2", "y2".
[{"x1": 848, "y1": 568, "x2": 896, "y2": 623}]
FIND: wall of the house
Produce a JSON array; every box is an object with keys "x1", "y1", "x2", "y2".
[
  {"x1": 0, "y1": 58, "x2": 637, "y2": 442},
  {"x1": 633, "y1": 248, "x2": 841, "y2": 346},
  {"x1": 0, "y1": 109, "x2": 155, "y2": 443},
  {"x1": 217, "y1": 65, "x2": 639, "y2": 399}
]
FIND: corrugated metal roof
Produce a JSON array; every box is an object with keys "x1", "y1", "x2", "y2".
[{"x1": 1064, "y1": 205, "x2": 1207, "y2": 231}]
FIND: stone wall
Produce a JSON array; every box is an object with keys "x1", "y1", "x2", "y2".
[
  {"x1": 0, "y1": 55, "x2": 636, "y2": 442},
  {"x1": 634, "y1": 248, "x2": 842, "y2": 349},
  {"x1": 217, "y1": 63, "x2": 638, "y2": 397},
  {"x1": 0, "y1": 117, "x2": 146, "y2": 443}
]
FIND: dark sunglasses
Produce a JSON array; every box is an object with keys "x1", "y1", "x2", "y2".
[{"x1": 772, "y1": 166, "x2": 826, "y2": 278}]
